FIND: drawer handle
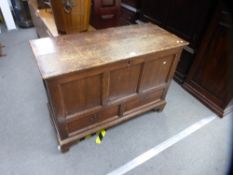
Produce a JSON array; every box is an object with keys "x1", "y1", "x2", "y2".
[{"x1": 163, "y1": 61, "x2": 167, "y2": 65}]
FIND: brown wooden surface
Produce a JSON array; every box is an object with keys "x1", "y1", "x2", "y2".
[
  {"x1": 30, "y1": 23, "x2": 187, "y2": 79},
  {"x1": 28, "y1": 0, "x2": 95, "y2": 38},
  {"x1": 183, "y1": 2, "x2": 233, "y2": 117},
  {"x1": 50, "y1": 0, "x2": 91, "y2": 34},
  {"x1": 30, "y1": 23, "x2": 188, "y2": 152}
]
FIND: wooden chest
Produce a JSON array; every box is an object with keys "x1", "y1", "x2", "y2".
[{"x1": 30, "y1": 23, "x2": 188, "y2": 152}]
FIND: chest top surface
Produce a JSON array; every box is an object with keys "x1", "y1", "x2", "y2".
[{"x1": 30, "y1": 23, "x2": 188, "y2": 79}]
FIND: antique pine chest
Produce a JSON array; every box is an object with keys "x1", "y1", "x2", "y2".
[{"x1": 30, "y1": 23, "x2": 188, "y2": 152}]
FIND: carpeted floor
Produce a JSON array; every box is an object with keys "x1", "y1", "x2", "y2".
[{"x1": 0, "y1": 28, "x2": 232, "y2": 175}]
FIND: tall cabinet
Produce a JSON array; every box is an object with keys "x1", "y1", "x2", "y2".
[{"x1": 183, "y1": 2, "x2": 233, "y2": 117}]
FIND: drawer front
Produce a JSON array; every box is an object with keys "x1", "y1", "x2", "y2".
[
  {"x1": 125, "y1": 89, "x2": 164, "y2": 112},
  {"x1": 66, "y1": 106, "x2": 119, "y2": 133},
  {"x1": 67, "y1": 113, "x2": 99, "y2": 133}
]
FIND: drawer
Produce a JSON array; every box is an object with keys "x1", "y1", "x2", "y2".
[
  {"x1": 125, "y1": 89, "x2": 164, "y2": 112},
  {"x1": 66, "y1": 106, "x2": 119, "y2": 133}
]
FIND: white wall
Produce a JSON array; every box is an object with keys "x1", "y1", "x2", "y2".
[{"x1": 0, "y1": 0, "x2": 17, "y2": 30}]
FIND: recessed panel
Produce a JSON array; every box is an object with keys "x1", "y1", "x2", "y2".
[
  {"x1": 61, "y1": 75, "x2": 101, "y2": 115},
  {"x1": 125, "y1": 89, "x2": 164, "y2": 112},
  {"x1": 109, "y1": 64, "x2": 141, "y2": 101},
  {"x1": 140, "y1": 55, "x2": 174, "y2": 91}
]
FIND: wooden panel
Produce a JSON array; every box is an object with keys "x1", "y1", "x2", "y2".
[
  {"x1": 109, "y1": 63, "x2": 141, "y2": 101},
  {"x1": 61, "y1": 75, "x2": 101, "y2": 115},
  {"x1": 67, "y1": 113, "x2": 99, "y2": 133},
  {"x1": 63, "y1": 0, "x2": 89, "y2": 33},
  {"x1": 122, "y1": 0, "x2": 140, "y2": 8},
  {"x1": 139, "y1": 55, "x2": 174, "y2": 92},
  {"x1": 125, "y1": 89, "x2": 164, "y2": 112},
  {"x1": 67, "y1": 105, "x2": 119, "y2": 133}
]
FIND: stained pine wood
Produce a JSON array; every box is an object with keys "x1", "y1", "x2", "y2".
[{"x1": 30, "y1": 23, "x2": 188, "y2": 152}]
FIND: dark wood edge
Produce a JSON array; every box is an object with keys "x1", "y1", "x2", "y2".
[{"x1": 183, "y1": 81, "x2": 233, "y2": 117}]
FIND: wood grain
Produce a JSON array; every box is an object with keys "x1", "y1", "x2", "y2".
[{"x1": 30, "y1": 23, "x2": 187, "y2": 79}]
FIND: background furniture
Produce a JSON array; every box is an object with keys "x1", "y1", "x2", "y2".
[
  {"x1": 50, "y1": 0, "x2": 91, "y2": 34},
  {"x1": 139, "y1": 0, "x2": 218, "y2": 84},
  {"x1": 183, "y1": 2, "x2": 233, "y2": 117},
  {"x1": 90, "y1": 0, "x2": 121, "y2": 29},
  {"x1": 30, "y1": 24, "x2": 188, "y2": 152},
  {"x1": 28, "y1": 0, "x2": 95, "y2": 37},
  {"x1": 11, "y1": 0, "x2": 33, "y2": 28}
]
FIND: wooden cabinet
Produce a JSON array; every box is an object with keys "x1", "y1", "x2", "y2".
[
  {"x1": 183, "y1": 3, "x2": 233, "y2": 117},
  {"x1": 28, "y1": 0, "x2": 96, "y2": 38},
  {"x1": 30, "y1": 24, "x2": 188, "y2": 152},
  {"x1": 90, "y1": 0, "x2": 121, "y2": 29},
  {"x1": 140, "y1": 0, "x2": 216, "y2": 83},
  {"x1": 50, "y1": 0, "x2": 91, "y2": 34}
]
